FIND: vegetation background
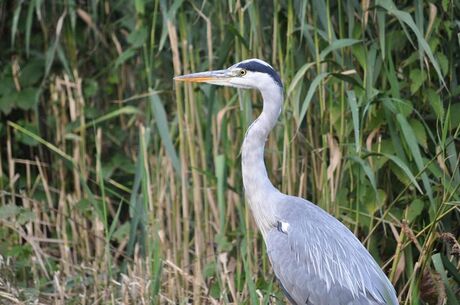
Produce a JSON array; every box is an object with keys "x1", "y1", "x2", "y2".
[{"x1": 0, "y1": 0, "x2": 459, "y2": 304}]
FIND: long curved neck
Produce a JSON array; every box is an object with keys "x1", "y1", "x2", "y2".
[{"x1": 241, "y1": 86, "x2": 283, "y2": 233}]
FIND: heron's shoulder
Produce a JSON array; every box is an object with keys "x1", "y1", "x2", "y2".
[
  {"x1": 277, "y1": 195, "x2": 338, "y2": 224},
  {"x1": 276, "y1": 195, "x2": 371, "y2": 256}
]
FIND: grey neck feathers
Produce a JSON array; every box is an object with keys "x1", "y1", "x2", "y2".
[{"x1": 241, "y1": 85, "x2": 283, "y2": 234}]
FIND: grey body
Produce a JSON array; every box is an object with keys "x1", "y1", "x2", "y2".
[
  {"x1": 175, "y1": 59, "x2": 398, "y2": 305},
  {"x1": 265, "y1": 195, "x2": 396, "y2": 304}
]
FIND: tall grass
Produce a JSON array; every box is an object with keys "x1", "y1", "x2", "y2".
[{"x1": 0, "y1": 0, "x2": 459, "y2": 304}]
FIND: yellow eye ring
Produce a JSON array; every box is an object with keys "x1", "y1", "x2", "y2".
[{"x1": 239, "y1": 69, "x2": 247, "y2": 76}]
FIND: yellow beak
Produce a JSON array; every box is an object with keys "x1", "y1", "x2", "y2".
[{"x1": 174, "y1": 69, "x2": 233, "y2": 84}]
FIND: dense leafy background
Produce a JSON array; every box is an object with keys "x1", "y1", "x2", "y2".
[{"x1": 0, "y1": 0, "x2": 459, "y2": 304}]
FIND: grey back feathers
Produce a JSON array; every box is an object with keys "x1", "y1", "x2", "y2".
[{"x1": 266, "y1": 196, "x2": 398, "y2": 305}]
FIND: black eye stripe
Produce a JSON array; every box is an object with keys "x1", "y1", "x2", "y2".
[{"x1": 236, "y1": 61, "x2": 282, "y2": 88}]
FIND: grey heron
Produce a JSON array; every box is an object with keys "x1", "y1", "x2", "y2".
[{"x1": 174, "y1": 59, "x2": 398, "y2": 305}]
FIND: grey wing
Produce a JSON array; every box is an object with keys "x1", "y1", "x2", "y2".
[{"x1": 266, "y1": 197, "x2": 398, "y2": 305}]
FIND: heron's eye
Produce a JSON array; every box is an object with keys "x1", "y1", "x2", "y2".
[{"x1": 239, "y1": 69, "x2": 247, "y2": 76}]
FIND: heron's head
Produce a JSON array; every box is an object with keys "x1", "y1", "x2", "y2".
[{"x1": 174, "y1": 59, "x2": 283, "y2": 91}]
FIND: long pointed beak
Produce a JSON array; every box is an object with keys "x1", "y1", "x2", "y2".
[{"x1": 174, "y1": 69, "x2": 233, "y2": 84}]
